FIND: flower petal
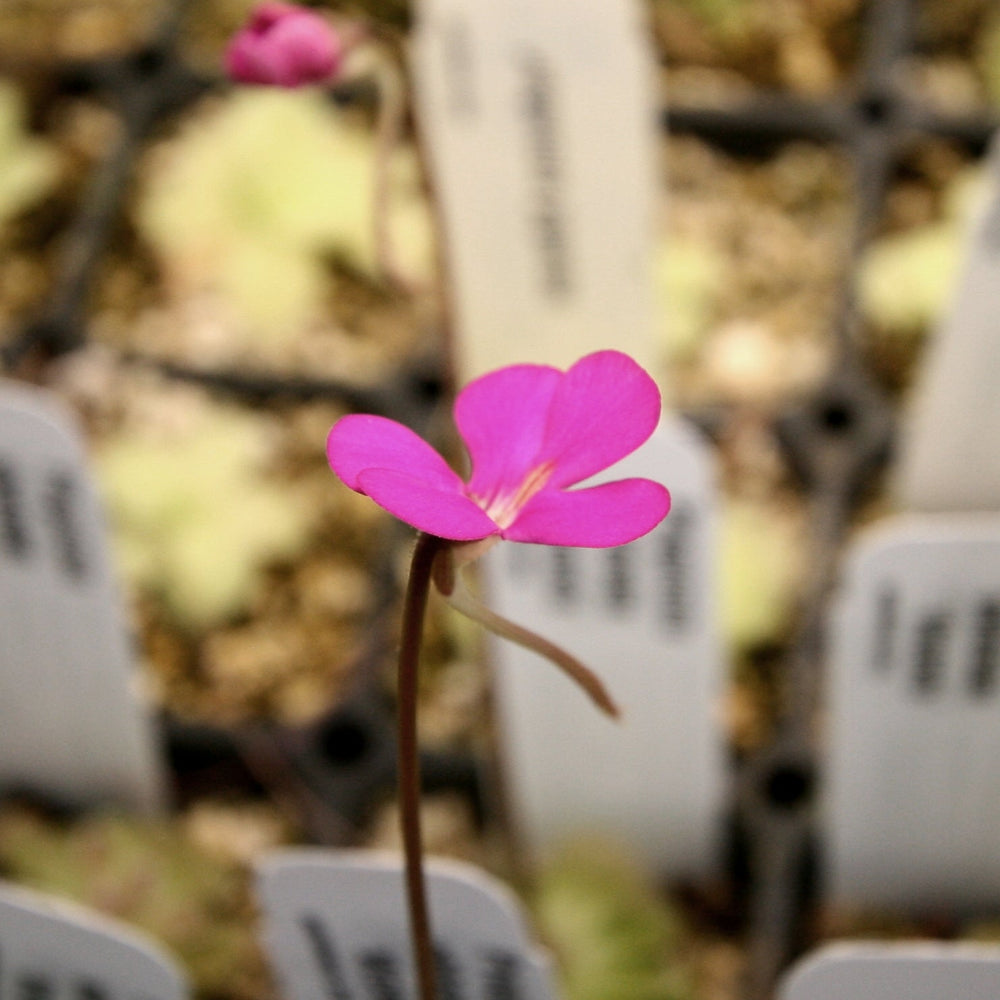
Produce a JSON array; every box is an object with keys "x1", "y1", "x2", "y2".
[
  {"x1": 327, "y1": 415, "x2": 463, "y2": 493},
  {"x1": 357, "y1": 469, "x2": 499, "y2": 540},
  {"x1": 454, "y1": 363, "x2": 562, "y2": 501},
  {"x1": 539, "y1": 351, "x2": 662, "y2": 488},
  {"x1": 502, "y1": 479, "x2": 671, "y2": 547},
  {"x1": 225, "y1": 3, "x2": 341, "y2": 88}
]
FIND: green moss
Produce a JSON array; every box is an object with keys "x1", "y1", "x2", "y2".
[
  {"x1": 0, "y1": 809, "x2": 267, "y2": 1000},
  {"x1": 532, "y1": 839, "x2": 695, "y2": 1000}
]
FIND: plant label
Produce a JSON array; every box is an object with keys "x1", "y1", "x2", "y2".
[
  {"x1": 826, "y1": 515, "x2": 1000, "y2": 910},
  {"x1": 483, "y1": 417, "x2": 726, "y2": 877},
  {"x1": 779, "y1": 943, "x2": 1000, "y2": 1000},
  {"x1": 0, "y1": 881, "x2": 187, "y2": 1000},
  {"x1": 896, "y1": 136, "x2": 1000, "y2": 511},
  {"x1": 411, "y1": 0, "x2": 658, "y2": 378},
  {"x1": 0, "y1": 382, "x2": 164, "y2": 813},
  {"x1": 256, "y1": 849, "x2": 558, "y2": 1000}
]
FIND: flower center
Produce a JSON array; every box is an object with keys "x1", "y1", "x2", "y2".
[{"x1": 475, "y1": 461, "x2": 555, "y2": 529}]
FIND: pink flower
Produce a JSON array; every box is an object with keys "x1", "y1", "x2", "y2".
[
  {"x1": 327, "y1": 351, "x2": 671, "y2": 547},
  {"x1": 225, "y1": 3, "x2": 342, "y2": 88}
]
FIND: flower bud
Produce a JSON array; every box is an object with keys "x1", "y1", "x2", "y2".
[{"x1": 225, "y1": 3, "x2": 342, "y2": 88}]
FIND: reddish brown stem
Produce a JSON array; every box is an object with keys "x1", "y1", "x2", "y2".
[{"x1": 397, "y1": 532, "x2": 444, "y2": 1000}]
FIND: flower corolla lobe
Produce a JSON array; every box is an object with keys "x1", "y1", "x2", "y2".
[
  {"x1": 225, "y1": 2, "x2": 342, "y2": 88},
  {"x1": 327, "y1": 350, "x2": 671, "y2": 547}
]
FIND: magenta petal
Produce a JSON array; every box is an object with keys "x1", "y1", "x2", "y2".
[
  {"x1": 225, "y1": 4, "x2": 341, "y2": 87},
  {"x1": 502, "y1": 479, "x2": 671, "y2": 547},
  {"x1": 266, "y1": 16, "x2": 340, "y2": 85},
  {"x1": 224, "y1": 37, "x2": 259, "y2": 81},
  {"x1": 327, "y1": 415, "x2": 463, "y2": 493},
  {"x1": 454, "y1": 363, "x2": 562, "y2": 501},
  {"x1": 357, "y1": 469, "x2": 499, "y2": 540},
  {"x1": 539, "y1": 351, "x2": 662, "y2": 488}
]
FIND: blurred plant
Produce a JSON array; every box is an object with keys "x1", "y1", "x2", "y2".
[
  {"x1": 859, "y1": 166, "x2": 987, "y2": 338},
  {"x1": 655, "y1": 235, "x2": 725, "y2": 363},
  {"x1": 532, "y1": 838, "x2": 695, "y2": 1000},
  {"x1": 143, "y1": 0, "x2": 435, "y2": 351},
  {"x1": 669, "y1": 0, "x2": 748, "y2": 35},
  {"x1": 0, "y1": 808, "x2": 267, "y2": 1000},
  {"x1": 98, "y1": 405, "x2": 310, "y2": 631},
  {"x1": 976, "y1": 5, "x2": 1000, "y2": 106},
  {"x1": 721, "y1": 497, "x2": 801, "y2": 655},
  {"x1": 651, "y1": 0, "x2": 749, "y2": 40},
  {"x1": 0, "y1": 81, "x2": 61, "y2": 227},
  {"x1": 138, "y1": 89, "x2": 434, "y2": 344}
]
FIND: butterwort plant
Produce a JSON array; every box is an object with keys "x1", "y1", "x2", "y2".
[
  {"x1": 225, "y1": 8, "x2": 672, "y2": 997},
  {"x1": 328, "y1": 350, "x2": 670, "y2": 1000},
  {"x1": 330, "y1": 348, "x2": 671, "y2": 713}
]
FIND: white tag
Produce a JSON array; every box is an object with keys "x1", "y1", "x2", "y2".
[
  {"x1": 895, "y1": 135, "x2": 1000, "y2": 511},
  {"x1": 256, "y1": 849, "x2": 558, "y2": 1000},
  {"x1": 0, "y1": 881, "x2": 188, "y2": 1000},
  {"x1": 0, "y1": 382, "x2": 164, "y2": 813},
  {"x1": 411, "y1": 0, "x2": 658, "y2": 378},
  {"x1": 779, "y1": 943, "x2": 1000, "y2": 1000},
  {"x1": 826, "y1": 515, "x2": 1000, "y2": 909},
  {"x1": 485, "y1": 417, "x2": 725, "y2": 877}
]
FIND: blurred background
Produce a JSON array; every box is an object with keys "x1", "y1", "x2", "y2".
[{"x1": 0, "y1": 1, "x2": 998, "y2": 998}]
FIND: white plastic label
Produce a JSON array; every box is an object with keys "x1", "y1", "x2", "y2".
[
  {"x1": 0, "y1": 881, "x2": 188, "y2": 1000},
  {"x1": 826, "y1": 515, "x2": 1000, "y2": 909},
  {"x1": 0, "y1": 382, "x2": 164, "y2": 813},
  {"x1": 256, "y1": 849, "x2": 558, "y2": 1000},
  {"x1": 896, "y1": 135, "x2": 1000, "y2": 511},
  {"x1": 485, "y1": 417, "x2": 725, "y2": 877},
  {"x1": 779, "y1": 943, "x2": 1000, "y2": 1000},
  {"x1": 411, "y1": 0, "x2": 658, "y2": 378}
]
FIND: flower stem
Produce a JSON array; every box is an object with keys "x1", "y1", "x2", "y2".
[
  {"x1": 397, "y1": 532, "x2": 443, "y2": 1000},
  {"x1": 433, "y1": 553, "x2": 620, "y2": 718}
]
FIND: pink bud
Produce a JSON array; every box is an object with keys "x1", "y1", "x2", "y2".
[{"x1": 225, "y1": 3, "x2": 342, "y2": 88}]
